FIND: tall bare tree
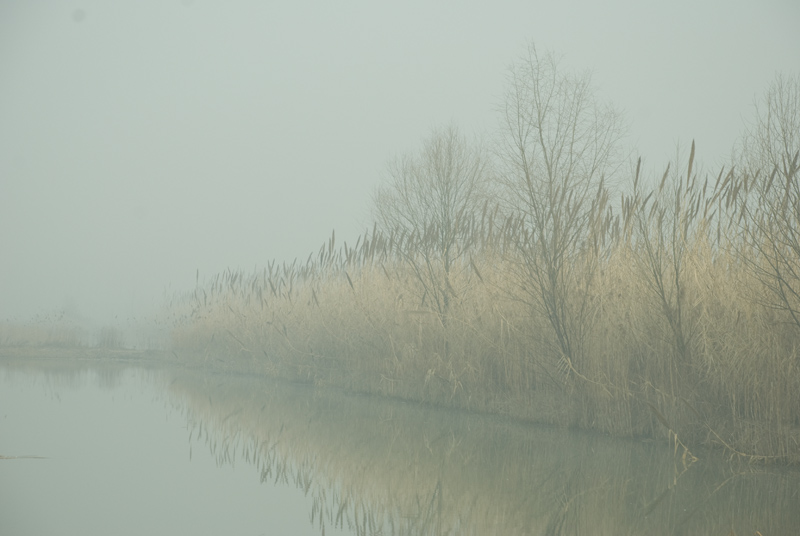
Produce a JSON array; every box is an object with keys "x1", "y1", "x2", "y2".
[
  {"x1": 497, "y1": 43, "x2": 626, "y2": 373},
  {"x1": 372, "y1": 124, "x2": 490, "y2": 322}
]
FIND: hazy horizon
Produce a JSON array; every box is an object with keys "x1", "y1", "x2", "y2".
[{"x1": 2, "y1": 0, "x2": 798, "y2": 324}]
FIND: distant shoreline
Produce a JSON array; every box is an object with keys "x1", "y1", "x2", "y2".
[
  {"x1": 0, "y1": 346, "x2": 170, "y2": 365},
  {"x1": 0, "y1": 345, "x2": 275, "y2": 378}
]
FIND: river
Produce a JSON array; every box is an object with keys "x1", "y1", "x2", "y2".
[{"x1": 1, "y1": 359, "x2": 798, "y2": 535}]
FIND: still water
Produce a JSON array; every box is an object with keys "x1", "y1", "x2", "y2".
[{"x1": 1, "y1": 360, "x2": 798, "y2": 536}]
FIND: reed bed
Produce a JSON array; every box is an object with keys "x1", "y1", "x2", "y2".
[{"x1": 170, "y1": 148, "x2": 800, "y2": 464}]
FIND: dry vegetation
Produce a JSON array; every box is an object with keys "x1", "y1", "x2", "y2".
[
  {"x1": 0, "y1": 312, "x2": 87, "y2": 348},
  {"x1": 169, "y1": 144, "x2": 800, "y2": 464},
  {"x1": 170, "y1": 55, "x2": 800, "y2": 464},
  {"x1": 0, "y1": 314, "x2": 163, "y2": 354}
]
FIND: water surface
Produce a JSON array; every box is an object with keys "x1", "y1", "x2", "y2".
[{"x1": 1, "y1": 360, "x2": 798, "y2": 535}]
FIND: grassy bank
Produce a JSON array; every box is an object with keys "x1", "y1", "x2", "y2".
[{"x1": 170, "y1": 152, "x2": 800, "y2": 464}]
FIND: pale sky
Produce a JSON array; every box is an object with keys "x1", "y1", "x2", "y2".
[{"x1": 1, "y1": 0, "x2": 798, "y2": 324}]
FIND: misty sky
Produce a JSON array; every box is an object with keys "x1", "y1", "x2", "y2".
[{"x1": 1, "y1": 0, "x2": 798, "y2": 324}]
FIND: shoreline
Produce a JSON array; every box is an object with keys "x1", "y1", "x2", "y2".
[{"x1": 4, "y1": 344, "x2": 800, "y2": 467}]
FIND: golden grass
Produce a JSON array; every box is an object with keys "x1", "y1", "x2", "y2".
[{"x1": 169, "y1": 154, "x2": 800, "y2": 464}]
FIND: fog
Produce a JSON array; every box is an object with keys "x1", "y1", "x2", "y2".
[{"x1": 1, "y1": 0, "x2": 798, "y2": 324}]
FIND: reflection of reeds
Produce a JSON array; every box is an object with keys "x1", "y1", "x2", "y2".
[
  {"x1": 165, "y1": 369, "x2": 800, "y2": 535},
  {"x1": 169, "y1": 152, "x2": 800, "y2": 464}
]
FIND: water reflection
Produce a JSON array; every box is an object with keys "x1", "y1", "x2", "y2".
[
  {"x1": 1, "y1": 358, "x2": 131, "y2": 390},
  {"x1": 163, "y1": 369, "x2": 800, "y2": 536},
  {"x1": 1, "y1": 363, "x2": 329, "y2": 536},
  {"x1": 2, "y1": 359, "x2": 797, "y2": 535}
]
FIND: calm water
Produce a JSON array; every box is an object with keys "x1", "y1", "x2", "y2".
[{"x1": 1, "y1": 360, "x2": 798, "y2": 536}]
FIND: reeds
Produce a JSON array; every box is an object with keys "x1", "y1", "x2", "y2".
[{"x1": 169, "y1": 148, "x2": 800, "y2": 464}]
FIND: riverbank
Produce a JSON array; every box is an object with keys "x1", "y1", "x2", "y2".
[
  {"x1": 167, "y1": 244, "x2": 800, "y2": 465},
  {"x1": 167, "y1": 153, "x2": 800, "y2": 465},
  {"x1": 0, "y1": 346, "x2": 166, "y2": 363}
]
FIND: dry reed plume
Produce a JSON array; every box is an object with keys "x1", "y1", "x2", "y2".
[{"x1": 169, "y1": 146, "x2": 800, "y2": 464}]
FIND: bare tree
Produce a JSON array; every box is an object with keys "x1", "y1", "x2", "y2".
[
  {"x1": 372, "y1": 124, "x2": 490, "y2": 323},
  {"x1": 737, "y1": 73, "x2": 800, "y2": 191},
  {"x1": 496, "y1": 43, "x2": 626, "y2": 373},
  {"x1": 734, "y1": 74, "x2": 800, "y2": 329}
]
